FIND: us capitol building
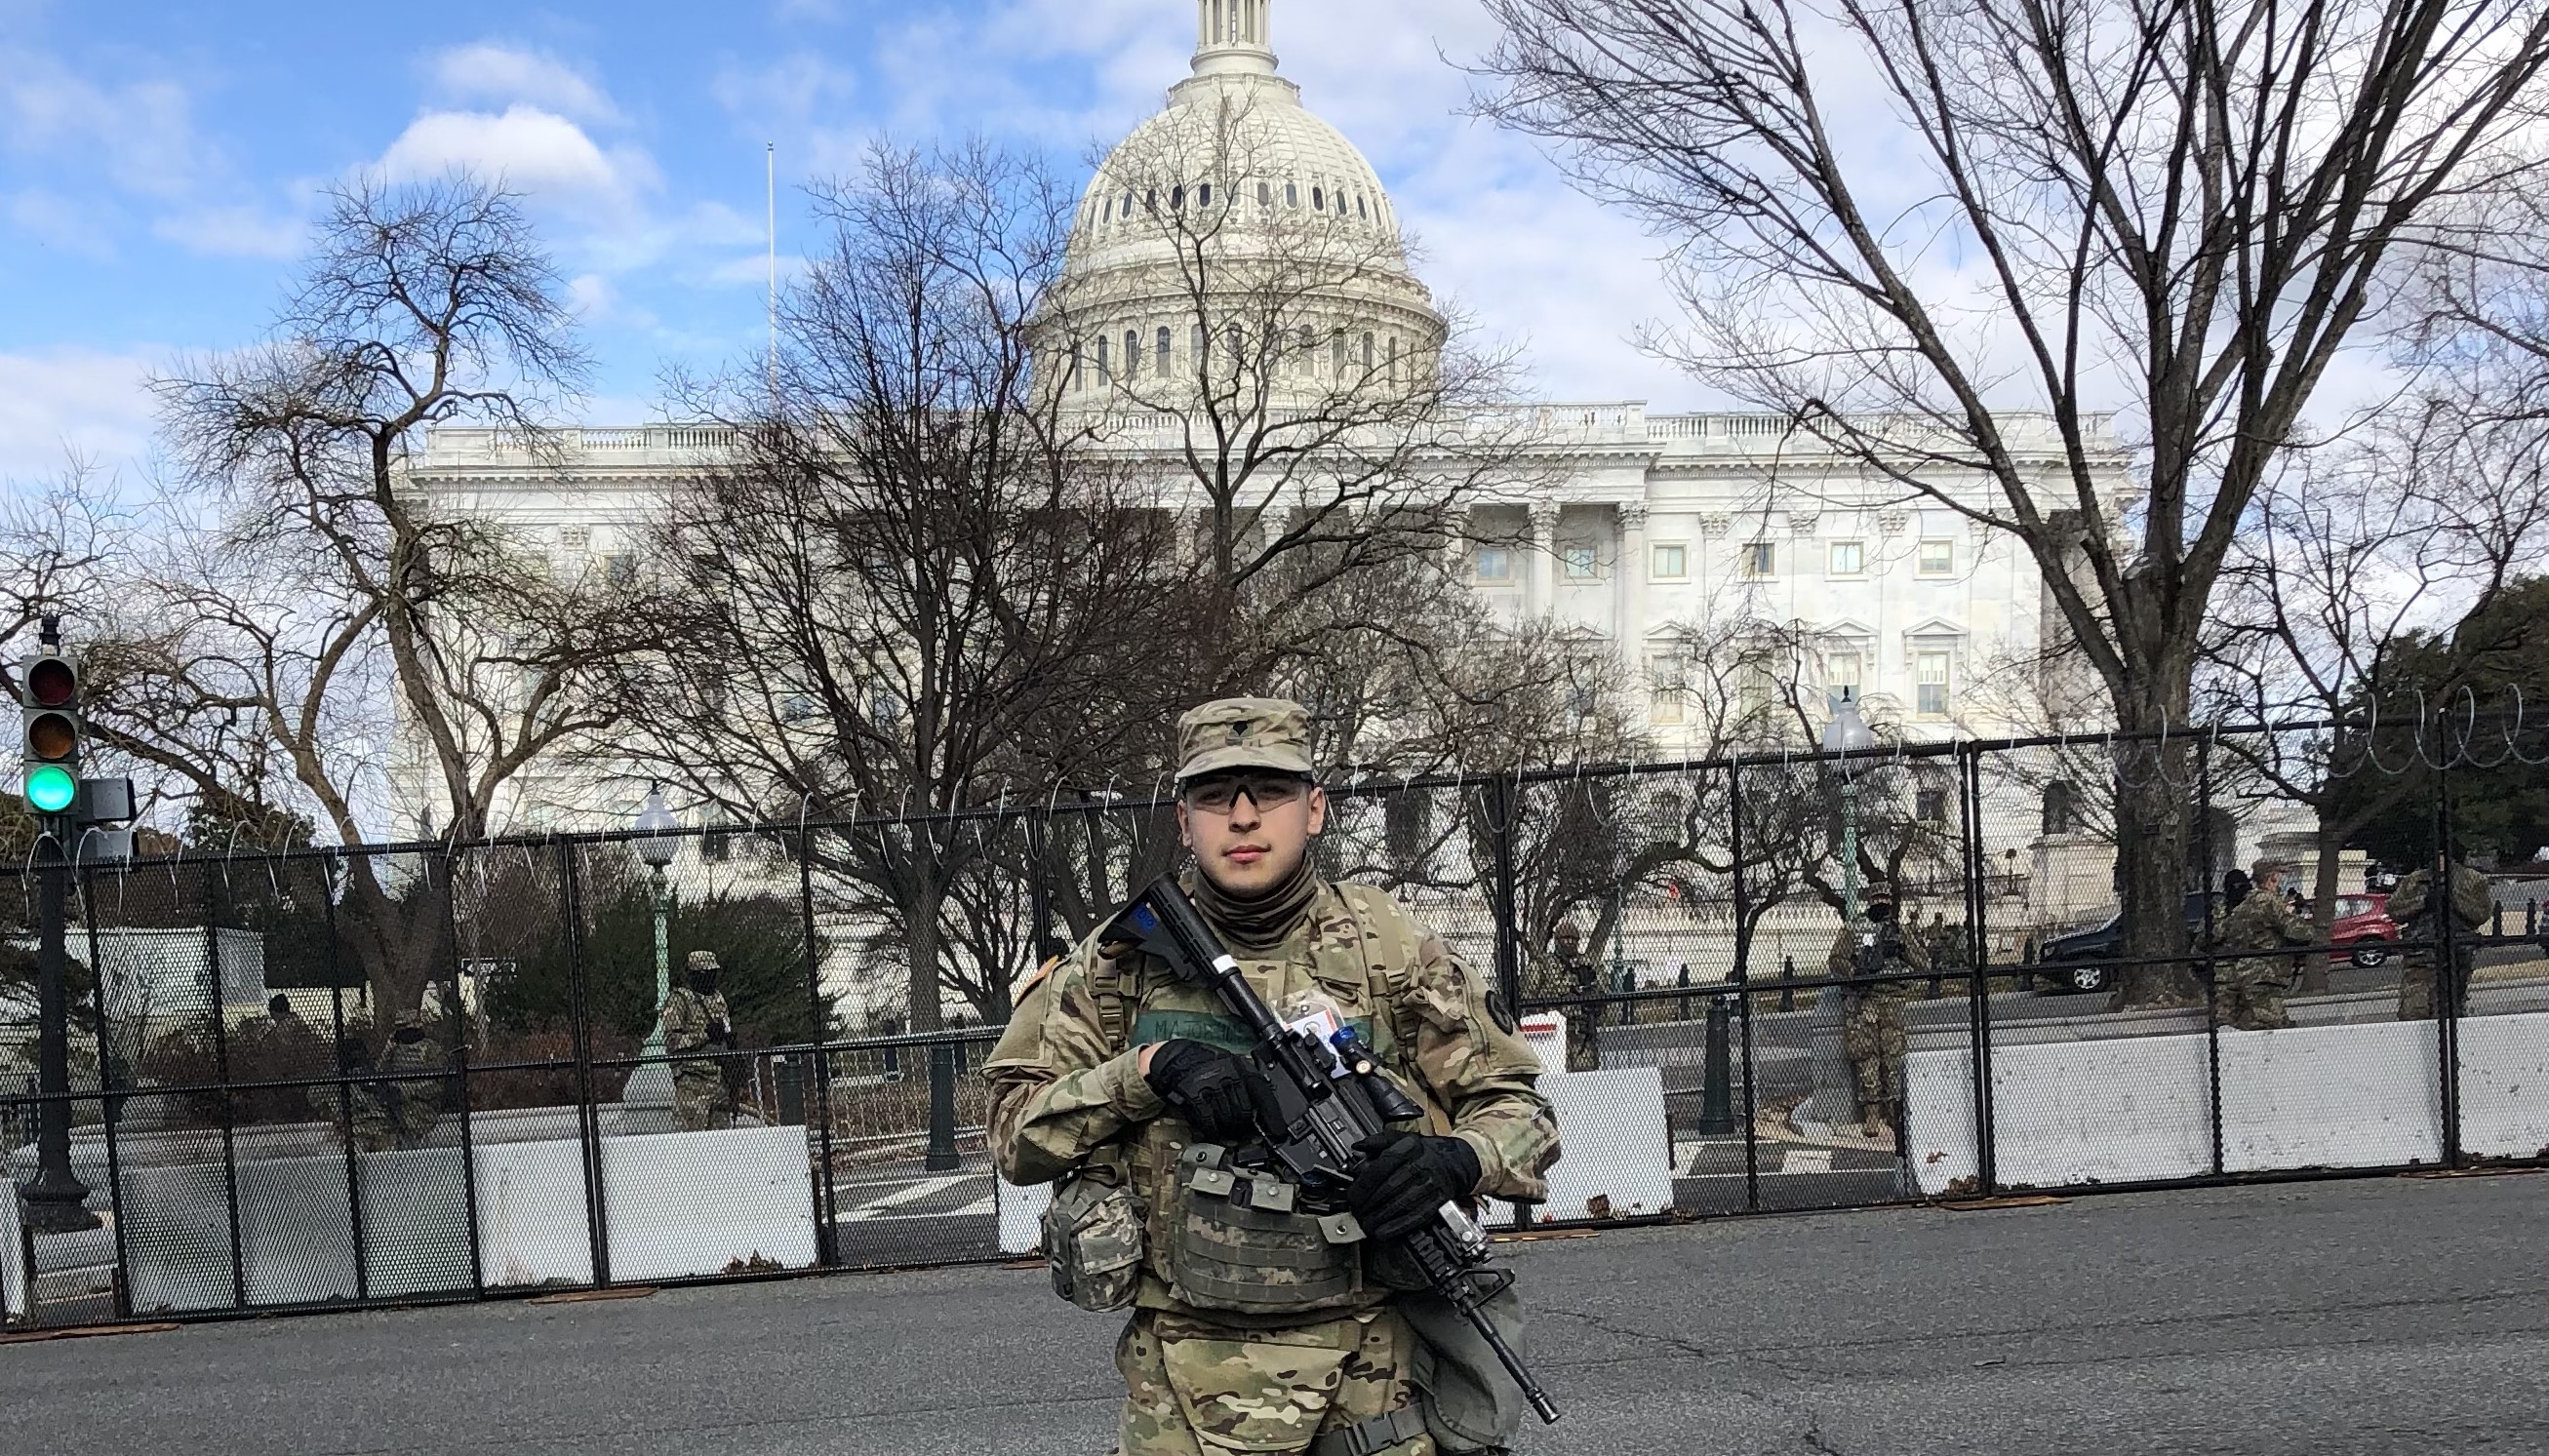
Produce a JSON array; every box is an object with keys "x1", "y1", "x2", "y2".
[{"x1": 413, "y1": 0, "x2": 2132, "y2": 847}]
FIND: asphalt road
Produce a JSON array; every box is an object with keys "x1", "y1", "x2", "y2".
[{"x1": 8, "y1": 1172, "x2": 2545, "y2": 1455}]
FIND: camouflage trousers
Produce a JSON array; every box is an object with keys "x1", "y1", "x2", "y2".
[
  {"x1": 1841, "y1": 1000, "x2": 1907, "y2": 1119},
  {"x1": 1116, "y1": 1305, "x2": 1433, "y2": 1456},
  {"x1": 672, "y1": 1061, "x2": 730, "y2": 1132},
  {"x1": 2396, "y1": 959, "x2": 2477, "y2": 1021},
  {"x1": 2212, "y1": 962, "x2": 2293, "y2": 1032}
]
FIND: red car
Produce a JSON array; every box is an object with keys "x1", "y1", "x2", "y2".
[{"x1": 2328, "y1": 894, "x2": 2399, "y2": 967}]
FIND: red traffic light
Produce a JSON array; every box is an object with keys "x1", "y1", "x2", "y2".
[{"x1": 26, "y1": 656, "x2": 74, "y2": 708}]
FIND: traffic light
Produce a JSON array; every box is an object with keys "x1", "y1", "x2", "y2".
[{"x1": 20, "y1": 643, "x2": 81, "y2": 818}]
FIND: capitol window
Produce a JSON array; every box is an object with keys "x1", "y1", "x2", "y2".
[
  {"x1": 1475, "y1": 546, "x2": 1513, "y2": 583},
  {"x1": 1095, "y1": 334, "x2": 1111, "y2": 382},
  {"x1": 1362, "y1": 333, "x2": 1374, "y2": 370},
  {"x1": 1651, "y1": 542, "x2": 1688, "y2": 581},
  {"x1": 1743, "y1": 540, "x2": 1777, "y2": 578},
  {"x1": 1919, "y1": 539, "x2": 1955, "y2": 575},
  {"x1": 1649, "y1": 656, "x2": 1690, "y2": 727},
  {"x1": 1332, "y1": 329, "x2": 1347, "y2": 375},
  {"x1": 1916, "y1": 650, "x2": 1953, "y2": 717},
  {"x1": 1200, "y1": 183, "x2": 1214, "y2": 207},
  {"x1": 1828, "y1": 539, "x2": 1865, "y2": 576},
  {"x1": 1125, "y1": 331, "x2": 1141, "y2": 378},
  {"x1": 1313, "y1": 186, "x2": 1325, "y2": 211},
  {"x1": 1563, "y1": 544, "x2": 1600, "y2": 580},
  {"x1": 1260, "y1": 181, "x2": 1274, "y2": 207},
  {"x1": 1157, "y1": 328, "x2": 1173, "y2": 375},
  {"x1": 1357, "y1": 194, "x2": 1368, "y2": 219},
  {"x1": 1287, "y1": 181, "x2": 1299, "y2": 208},
  {"x1": 1825, "y1": 650, "x2": 1863, "y2": 712}
]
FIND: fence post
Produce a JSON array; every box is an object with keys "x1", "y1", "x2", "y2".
[
  {"x1": 1697, "y1": 995, "x2": 1735, "y2": 1136},
  {"x1": 801, "y1": 825, "x2": 839, "y2": 1266},
  {"x1": 1729, "y1": 763, "x2": 1762, "y2": 1213},
  {"x1": 2436, "y1": 723, "x2": 2465, "y2": 1169},
  {"x1": 77, "y1": 858, "x2": 133, "y2": 1318},
  {"x1": 2199, "y1": 740, "x2": 2225, "y2": 1179},
  {"x1": 558, "y1": 840, "x2": 612, "y2": 1288},
  {"x1": 1958, "y1": 742, "x2": 1996, "y2": 1196},
  {"x1": 203, "y1": 865, "x2": 247, "y2": 1310},
  {"x1": 925, "y1": 1040, "x2": 961, "y2": 1173},
  {"x1": 441, "y1": 847, "x2": 485, "y2": 1297},
  {"x1": 321, "y1": 858, "x2": 369, "y2": 1305},
  {"x1": 1488, "y1": 777, "x2": 1523, "y2": 1021}
]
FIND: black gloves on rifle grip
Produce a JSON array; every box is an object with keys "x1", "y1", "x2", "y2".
[
  {"x1": 1143, "y1": 1039, "x2": 1271, "y2": 1144},
  {"x1": 1348, "y1": 1129, "x2": 1484, "y2": 1241}
]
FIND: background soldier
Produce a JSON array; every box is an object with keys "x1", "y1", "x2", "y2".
[
  {"x1": 2211, "y1": 859, "x2": 2312, "y2": 1031},
  {"x1": 663, "y1": 950, "x2": 735, "y2": 1131},
  {"x1": 1826, "y1": 890, "x2": 1929, "y2": 1139},
  {"x1": 2388, "y1": 850, "x2": 2494, "y2": 1021},
  {"x1": 987, "y1": 697, "x2": 1559, "y2": 1456},
  {"x1": 377, "y1": 1011, "x2": 447, "y2": 1150},
  {"x1": 310, "y1": 1034, "x2": 396, "y2": 1153},
  {"x1": 1552, "y1": 921, "x2": 1604, "y2": 1072}
]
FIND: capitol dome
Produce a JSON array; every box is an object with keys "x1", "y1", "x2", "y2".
[{"x1": 1049, "y1": 0, "x2": 1446, "y2": 407}]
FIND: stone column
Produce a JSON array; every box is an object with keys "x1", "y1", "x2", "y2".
[
  {"x1": 1616, "y1": 502, "x2": 1650, "y2": 670},
  {"x1": 1527, "y1": 502, "x2": 1560, "y2": 618}
]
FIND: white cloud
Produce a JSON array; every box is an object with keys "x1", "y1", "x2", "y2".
[
  {"x1": 377, "y1": 105, "x2": 661, "y2": 218},
  {"x1": 713, "y1": 53, "x2": 858, "y2": 132},
  {"x1": 0, "y1": 51, "x2": 210, "y2": 201},
  {"x1": 0, "y1": 349, "x2": 159, "y2": 488},
  {"x1": 429, "y1": 43, "x2": 625, "y2": 126},
  {"x1": 152, "y1": 205, "x2": 306, "y2": 259},
  {"x1": 6, "y1": 188, "x2": 113, "y2": 257}
]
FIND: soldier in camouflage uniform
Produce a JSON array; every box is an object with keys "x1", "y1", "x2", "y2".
[
  {"x1": 376, "y1": 1011, "x2": 448, "y2": 1150},
  {"x1": 2206, "y1": 859, "x2": 2312, "y2": 1031},
  {"x1": 310, "y1": 1034, "x2": 398, "y2": 1153},
  {"x1": 1825, "y1": 891, "x2": 1930, "y2": 1139},
  {"x1": 663, "y1": 950, "x2": 736, "y2": 1131},
  {"x1": 988, "y1": 698, "x2": 1560, "y2": 1456},
  {"x1": 2389, "y1": 854, "x2": 2494, "y2": 1021}
]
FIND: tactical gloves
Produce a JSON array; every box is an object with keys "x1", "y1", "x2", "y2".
[
  {"x1": 1348, "y1": 1130, "x2": 1484, "y2": 1241},
  {"x1": 706, "y1": 1020, "x2": 731, "y2": 1043},
  {"x1": 1142, "y1": 1039, "x2": 1268, "y2": 1144}
]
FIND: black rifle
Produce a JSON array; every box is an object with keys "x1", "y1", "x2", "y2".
[{"x1": 1108, "y1": 877, "x2": 1562, "y2": 1427}]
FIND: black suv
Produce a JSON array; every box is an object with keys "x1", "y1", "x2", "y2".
[{"x1": 2034, "y1": 891, "x2": 2220, "y2": 995}]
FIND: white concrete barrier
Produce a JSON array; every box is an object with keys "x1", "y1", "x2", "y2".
[
  {"x1": 2459, "y1": 1014, "x2": 2549, "y2": 1160},
  {"x1": 1907, "y1": 1013, "x2": 2549, "y2": 1196},
  {"x1": 599, "y1": 1126, "x2": 818, "y2": 1281},
  {"x1": 473, "y1": 1139, "x2": 596, "y2": 1289},
  {"x1": 1491, "y1": 1066, "x2": 1674, "y2": 1223},
  {"x1": 3, "y1": 1188, "x2": 26, "y2": 1322}
]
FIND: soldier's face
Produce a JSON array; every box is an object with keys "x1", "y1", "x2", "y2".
[{"x1": 1178, "y1": 776, "x2": 1327, "y2": 897}]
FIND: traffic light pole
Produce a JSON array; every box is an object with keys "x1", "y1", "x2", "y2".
[{"x1": 20, "y1": 822, "x2": 100, "y2": 1234}]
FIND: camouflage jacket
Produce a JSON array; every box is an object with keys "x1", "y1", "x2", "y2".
[
  {"x1": 2211, "y1": 887, "x2": 2312, "y2": 982},
  {"x1": 986, "y1": 877, "x2": 1560, "y2": 1318},
  {"x1": 1826, "y1": 918, "x2": 1931, "y2": 1005},
  {"x1": 376, "y1": 1035, "x2": 447, "y2": 1129},
  {"x1": 2388, "y1": 865, "x2": 2494, "y2": 966},
  {"x1": 662, "y1": 988, "x2": 732, "y2": 1058}
]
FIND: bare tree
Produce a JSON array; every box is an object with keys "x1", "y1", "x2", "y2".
[
  {"x1": 624, "y1": 141, "x2": 1188, "y2": 1030},
  {"x1": 1476, "y1": 0, "x2": 2549, "y2": 1001},
  {"x1": 100, "y1": 177, "x2": 657, "y2": 1014}
]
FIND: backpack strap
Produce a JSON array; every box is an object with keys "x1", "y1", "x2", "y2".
[
  {"x1": 1089, "y1": 938, "x2": 1142, "y2": 1056},
  {"x1": 1329, "y1": 883, "x2": 1424, "y2": 1059}
]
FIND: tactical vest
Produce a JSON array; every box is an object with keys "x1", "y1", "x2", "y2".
[{"x1": 1088, "y1": 881, "x2": 1458, "y2": 1318}]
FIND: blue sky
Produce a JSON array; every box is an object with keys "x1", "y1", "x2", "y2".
[{"x1": 0, "y1": 0, "x2": 1708, "y2": 488}]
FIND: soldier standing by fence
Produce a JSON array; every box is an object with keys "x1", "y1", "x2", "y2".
[
  {"x1": 2210, "y1": 859, "x2": 2311, "y2": 1031},
  {"x1": 1828, "y1": 890, "x2": 1929, "y2": 1140},
  {"x1": 377, "y1": 1012, "x2": 448, "y2": 1150},
  {"x1": 663, "y1": 950, "x2": 735, "y2": 1131},
  {"x1": 2389, "y1": 851, "x2": 2493, "y2": 1021}
]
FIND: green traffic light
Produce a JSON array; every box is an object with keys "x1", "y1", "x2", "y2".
[{"x1": 24, "y1": 763, "x2": 76, "y2": 814}]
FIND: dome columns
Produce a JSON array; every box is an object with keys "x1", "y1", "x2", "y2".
[{"x1": 1194, "y1": 0, "x2": 1277, "y2": 78}]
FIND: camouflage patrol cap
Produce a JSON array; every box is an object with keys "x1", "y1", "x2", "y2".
[
  {"x1": 392, "y1": 1009, "x2": 424, "y2": 1031},
  {"x1": 2250, "y1": 857, "x2": 2296, "y2": 884},
  {"x1": 1175, "y1": 697, "x2": 1316, "y2": 782},
  {"x1": 686, "y1": 950, "x2": 723, "y2": 972}
]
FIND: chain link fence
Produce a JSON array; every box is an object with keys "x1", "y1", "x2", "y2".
[{"x1": 7, "y1": 721, "x2": 2548, "y2": 1327}]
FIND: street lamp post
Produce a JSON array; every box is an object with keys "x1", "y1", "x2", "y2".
[
  {"x1": 622, "y1": 788, "x2": 681, "y2": 1131},
  {"x1": 1806, "y1": 696, "x2": 1880, "y2": 1127}
]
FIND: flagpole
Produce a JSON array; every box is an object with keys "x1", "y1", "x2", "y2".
[{"x1": 767, "y1": 141, "x2": 779, "y2": 406}]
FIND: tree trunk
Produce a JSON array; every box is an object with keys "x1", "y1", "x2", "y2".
[
  {"x1": 335, "y1": 860, "x2": 454, "y2": 1022},
  {"x1": 2111, "y1": 720, "x2": 2200, "y2": 1008},
  {"x1": 904, "y1": 868, "x2": 946, "y2": 1034},
  {"x1": 2301, "y1": 820, "x2": 2350, "y2": 996}
]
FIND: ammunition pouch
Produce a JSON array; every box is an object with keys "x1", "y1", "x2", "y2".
[
  {"x1": 1163, "y1": 1144, "x2": 1367, "y2": 1317},
  {"x1": 1041, "y1": 1170, "x2": 1145, "y2": 1313},
  {"x1": 1403, "y1": 1280, "x2": 1531, "y2": 1453}
]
